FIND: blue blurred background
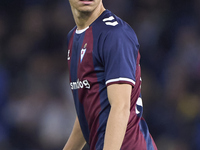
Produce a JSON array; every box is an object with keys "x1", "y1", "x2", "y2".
[{"x1": 0, "y1": 0, "x2": 200, "y2": 149}]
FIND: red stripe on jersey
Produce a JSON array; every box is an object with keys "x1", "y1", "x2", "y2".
[
  {"x1": 77, "y1": 27, "x2": 101, "y2": 150},
  {"x1": 121, "y1": 122, "x2": 147, "y2": 149}
]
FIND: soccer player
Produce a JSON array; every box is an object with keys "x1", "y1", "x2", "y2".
[{"x1": 63, "y1": 0, "x2": 158, "y2": 150}]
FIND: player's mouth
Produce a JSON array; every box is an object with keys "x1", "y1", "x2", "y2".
[{"x1": 80, "y1": 0, "x2": 94, "y2": 5}]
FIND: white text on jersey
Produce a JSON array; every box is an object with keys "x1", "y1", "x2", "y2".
[{"x1": 70, "y1": 79, "x2": 90, "y2": 90}]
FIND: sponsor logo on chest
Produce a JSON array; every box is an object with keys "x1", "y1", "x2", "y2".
[{"x1": 70, "y1": 78, "x2": 90, "y2": 90}]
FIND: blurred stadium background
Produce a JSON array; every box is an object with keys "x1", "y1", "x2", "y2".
[{"x1": 0, "y1": 0, "x2": 200, "y2": 149}]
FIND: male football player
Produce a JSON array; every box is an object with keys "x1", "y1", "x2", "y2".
[{"x1": 63, "y1": 0, "x2": 157, "y2": 149}]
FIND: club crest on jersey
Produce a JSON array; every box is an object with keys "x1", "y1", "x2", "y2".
[{"x1": 80, "y1": 43, "x2": 87, "y2": 62}]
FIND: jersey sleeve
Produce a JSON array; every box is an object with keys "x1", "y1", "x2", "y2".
[{"x1": 102, "y1": 27, "x2": 139, "y2": 87}]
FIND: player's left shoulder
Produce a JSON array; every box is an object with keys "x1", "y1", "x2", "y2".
[
  {"x1": 101, "y1": 10, "x2": 137, "y2": 39},
  {"x1": 93, "y1": 10, "x2": 139, "y2": 47},
  {"x1": 100, "y1": 10, "x2": 125, "y2": 31}
]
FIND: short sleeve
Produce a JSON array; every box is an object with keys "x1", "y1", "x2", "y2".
[{"x1": 102, "y1": 28, "x2": 139, "y2": 87}]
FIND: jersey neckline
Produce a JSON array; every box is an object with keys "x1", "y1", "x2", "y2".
[{"x1": 76, "y1": 26, "x2": 89, "y2": 34}]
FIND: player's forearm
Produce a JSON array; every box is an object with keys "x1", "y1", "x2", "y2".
[
  {"x1": 103, "y1": 105, "x2": 130, "y2": 150},
  {"x1": 63, "y1": 117, "x2": 86, "y2": 150}
]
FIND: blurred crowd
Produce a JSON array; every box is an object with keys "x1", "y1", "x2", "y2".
[{"x1": 0, "y1": 0, "x2": 200, "y2": 150}]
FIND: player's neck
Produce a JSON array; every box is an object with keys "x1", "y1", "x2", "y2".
[{"x1": 72, "y1": 5, "x2": 105, "y2": 30}]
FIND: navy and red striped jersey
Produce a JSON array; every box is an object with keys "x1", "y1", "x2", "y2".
[{"x1": 67, "y1": 10, "x2": 157, "y2": 150}]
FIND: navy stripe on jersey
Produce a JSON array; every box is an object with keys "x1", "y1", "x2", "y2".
[{"x1": 92, "y1": 45, "x2": 110, "y2": 150}]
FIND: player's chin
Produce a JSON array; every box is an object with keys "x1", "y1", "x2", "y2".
[{"x1": 78, "y1": 6, "x2": 95, "y2": 13}]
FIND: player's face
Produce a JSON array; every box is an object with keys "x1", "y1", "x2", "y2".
[{"x1": 69, "y1": 0, "x2": 103, "y2": 13}]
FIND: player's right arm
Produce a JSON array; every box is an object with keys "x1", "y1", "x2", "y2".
[{"x1": 63, "y1": 117, "x2": 86, "y2": 150}]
